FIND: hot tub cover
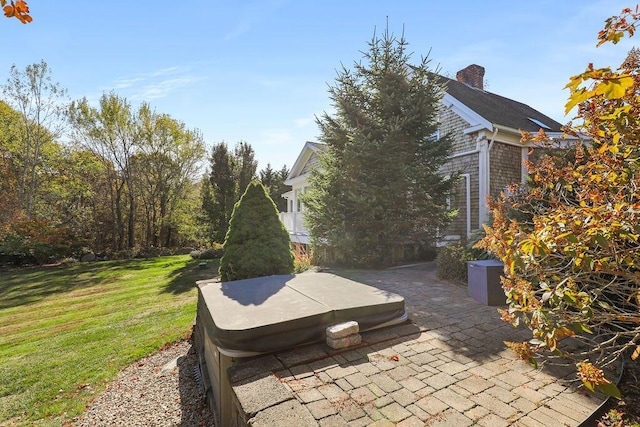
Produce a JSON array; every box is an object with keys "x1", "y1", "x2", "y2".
[{"x1": 196, "y1": 271, "x2": 405, "y2": 354}]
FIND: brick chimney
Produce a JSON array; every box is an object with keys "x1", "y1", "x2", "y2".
[{"x1": 456, "y1": 64, "x2": 485, "y2": 90}]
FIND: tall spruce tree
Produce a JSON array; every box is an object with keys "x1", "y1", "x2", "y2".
[
  {"x1": 208, "y1": 142, "x2": 236, "y2": 243},
  {"x1": 303, "y1": 28, "x2": 456, "y2": 267}
]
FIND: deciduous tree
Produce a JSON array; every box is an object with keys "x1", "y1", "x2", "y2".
[
  {"x1": 0, "y1": 100, "x2": 23, "y2": 224},
  {"x1": 136, "y1": 105, "x2": 204, "y2": 247},
  {"x1": 2, "y1": 60, "x2": 67, "y2": 218},
  {"x1": 68, "y1": 92, "x2": 138, "y2": 251},
  {"x1": 478, "y1": 6, "x2": 640, "y2": 398},
  {"x1": 2, "y1": 0, "x2": 31, "y2": 24}
]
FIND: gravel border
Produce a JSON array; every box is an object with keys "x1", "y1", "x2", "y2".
[{"x1": 75, "y1": 340, "x2": 214, "y2": 426}]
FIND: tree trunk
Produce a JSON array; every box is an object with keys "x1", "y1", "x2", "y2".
[{"x1": 127, "y1": 192, "x2": 135, "y2": 249}]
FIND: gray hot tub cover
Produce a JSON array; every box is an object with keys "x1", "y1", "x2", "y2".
[{"x1": 196, "y1": 271, "x2": 405, "y2": 354}]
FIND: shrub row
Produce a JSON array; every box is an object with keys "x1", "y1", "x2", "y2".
[
  {"x1": 190, "y1": 243, "x2": 224, "y2": 260},
  {"x1": 436, "y1": 228, "x2": 495, "y2": 282}
]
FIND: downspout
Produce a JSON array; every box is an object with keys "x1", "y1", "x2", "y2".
[
  {"x1": 521, "y1": 146, "x2": 529, "y2": 184},
  {"x1": 486, "y1": 126, "x2": 498, "y2": 199},
  {"x1": 461, "y1": 173, "x2": 471, "y2": 239}
]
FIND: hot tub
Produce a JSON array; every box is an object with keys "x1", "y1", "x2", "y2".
[{"x1": 193, "y1": 270, "x2": 406, "y2": 424}]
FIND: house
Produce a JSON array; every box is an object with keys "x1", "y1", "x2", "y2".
[
  {"x1": 280, "y1": 64, "x2": 565, "y2": 250},
  {"x1": 279, "y1": 141, "x2": 324, "y2": 252}
]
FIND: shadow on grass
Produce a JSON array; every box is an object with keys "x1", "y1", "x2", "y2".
[
  {"x1": 0, "y1": 258, "x2": 159, "y2": 309},
  {"x1": 1, "y1": 264, "x2": 97, "y2": 309},
  {"x1": 162, "y1": 259, "x2": 220, "y2": 295}
]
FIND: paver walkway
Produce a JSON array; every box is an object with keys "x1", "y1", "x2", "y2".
[{"x1": 228, "y1": 264, "x2": 607, "y2": 426}]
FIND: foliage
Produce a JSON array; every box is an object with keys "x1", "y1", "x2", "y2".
[
  {"x1": 436, "y1": 244, "x2": 472, "y2": 283},
  {"x1": 68, "y1": 92, "x2": 139, "y2": 251},
  {"x1": 2, "y1": 60, "x2": 67, "y2": 219},
  {"x1": 68, "y1": 92, "x2": 204, "y2": 253},
  {"x1": 204, "y1": 141, "x2": 258, "y2": 243},
  {"x1": 478, "y1": 7, "x2": 640, "y2": 397},
  {"x1": 190, "y1": 243, "x2": 224, "y2": 260},
  {"x1": 293, "y1": 244, "x2": 313, "y2": 273},
  {"x1": 0, "y1": 217, "x2": 80, "y2": 264},
  {"x1": 0, "y1": 62, "x2": 208, "y2": 260},
  {"x1": 196, "y1": 174, "x2": 216, "y2": 243},
  {"x1": 0, "y1": 255, "x2": 215, "y2": 425},
  {"x1": 205, "y1": 142, "x2": 236, "y2": 243},
  {"x1": 135, "y1": 105, "x2": 205, "y2": 248},
  {"x1": 234, "y1": 141, "x2": 258, "y2": 196},
  {"x1": 0, "y1": 92, "x2": 108, "y2": 263},
  {"x1": 465, "y1": 225, "x2": 495, "y2": 261},
  {"x1": 259, "y1": 163, "x2": 289, "y2": 212},
  {"x1": 219, "y1": 181, "x2": 293, "y2": 281},
  {"x1": 2, "y1": 0, "x2": 30, "y2": 24},
  {"x1": 303, "y1": 27, "x2": 456, "y2": 267},
  {"x1": 0, "y1": 100, "x2": 25, "y2": 224}
]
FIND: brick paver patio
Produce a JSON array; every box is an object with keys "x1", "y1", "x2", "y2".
[{"x1": 227, "y1": 264, "x2": 607, "y2": 426}]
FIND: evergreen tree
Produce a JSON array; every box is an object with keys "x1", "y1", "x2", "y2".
[
  {"x1": 208, "y1": 142, "x2": 236, "y2": 243},
  {"x1": 259, "y1": 163, "x2": 289, "y2": 212},
  {"x1": 303, "y1": 28, "x2": 456, "y2": 267},
  {"x1": 206, "y1": 141, "x2": 259, "y2": 243},
  {"x1": 275, "y1": 165, "x2": 290, "y2": 212},
  {"x1": 198, "y1": 173, "x2": 217, "y2": 244},
  {"x1": 234, "y1": 141, "x2": 257, "y2": 196},
  {"x1": 219, "y1": 180, "x2": 294, "y2": 281}
]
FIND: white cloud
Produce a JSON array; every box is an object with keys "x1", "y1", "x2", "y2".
[
  {"x1": 130, "y1": 76, "x2": 202, "y2": 101},
  {"x1": 112, "y1": 77, "x2": 144, "y2": 90},
  {"x1": 110, "y1": 66, "x2": 202, "y2": 102}
]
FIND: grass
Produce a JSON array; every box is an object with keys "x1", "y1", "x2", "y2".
[{"x1": 0, "y1": 255, "x2": 219, "y2": 426}]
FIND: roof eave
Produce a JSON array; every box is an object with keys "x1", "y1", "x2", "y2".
[
  {"x1": 443, "y1": 93, "x2": 493, "y2": 133},
  {"x1": 285, "y1": 141, "x2": 322, "y2": 182}
]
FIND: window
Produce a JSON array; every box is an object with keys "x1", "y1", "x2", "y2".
[
  {"x1": 527, "y1": 117, "x2": 551, "y2": 130},
  {"x1": 427, "y1": 129, "x2": 440, "y2": 142}
]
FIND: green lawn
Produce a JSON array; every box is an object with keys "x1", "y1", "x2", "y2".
[{"x1": 0, "y1": 255, "x2": 219, "y2": 426}]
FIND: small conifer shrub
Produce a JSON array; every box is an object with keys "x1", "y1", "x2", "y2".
[{"x1": 219, "y1": 180, "x2": 294, "y2": 281}]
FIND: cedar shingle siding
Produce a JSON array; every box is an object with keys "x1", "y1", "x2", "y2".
[
  {"x1": 489, "y1": 142, "x2": 523, "y2": 197},
  {"x1": 443, "y1": 154, "x2": 480, "y2": 236},
  {"x1": 439, "y1": 105, "x2": 476, "y2": 153},
  {"x1": 439, "y1": 105, "x2": 480, "y2": 238}
]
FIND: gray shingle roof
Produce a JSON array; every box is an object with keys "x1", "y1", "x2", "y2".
[{"x1": 441, "y1": 76, "x2": 564, "y2": 133}]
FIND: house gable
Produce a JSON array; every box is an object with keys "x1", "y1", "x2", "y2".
[
  {"x1": 284, "y1": 141, "x2": 325, "y2": 186},
  {"x1": 442, "y1": 76, "x2": 563, "y2": 134},
  {"x1": 437, "y1": 67, "x2": 568, "y2": 240},
  {"x1": 279, "y1": 65, "x2": 568, "y2": 248}
]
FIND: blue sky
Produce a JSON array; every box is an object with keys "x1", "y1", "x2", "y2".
[{"x1": 0, "y1": 0, "x2": 635, "y2": 171}]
